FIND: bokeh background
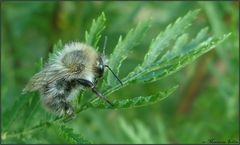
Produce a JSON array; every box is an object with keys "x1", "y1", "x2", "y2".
[{"x1": 1, "y1": 1, "x2": 239, "y2": 144}]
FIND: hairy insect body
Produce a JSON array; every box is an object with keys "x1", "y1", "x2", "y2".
[
  {"x1": 58, "y1": 43, "x2": 98, "y2": 82},
  {"x1": 23, "y1": 42, "x2": 111, "y2": 116},
  {"x1": 40, "y1": 79, "x2": 78, "y2": 116}
]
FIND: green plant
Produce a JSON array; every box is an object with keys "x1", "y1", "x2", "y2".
[{"x1": 1, "y1": 10, "x2": 230, "y2": 143}]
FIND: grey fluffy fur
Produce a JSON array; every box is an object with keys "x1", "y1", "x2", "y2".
[{"x1": 23, "y1": 42, "x2": 106, "y2": 116}]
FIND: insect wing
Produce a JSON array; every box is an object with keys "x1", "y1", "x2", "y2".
[{"x1": 22, "y1": 65, "x2": 68, "y2": 93}]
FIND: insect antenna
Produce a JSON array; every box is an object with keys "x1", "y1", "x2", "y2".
[
  {"x1": 105, "y1": 65, "x2": 123, "y2": 86},
  {"x1": 102, "y1": 36, "x2": 123, "y2": 86}
]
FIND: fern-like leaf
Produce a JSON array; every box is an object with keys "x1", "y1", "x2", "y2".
[
  {"x1": 48, "y1": 40, "x2": 63, "y2": 59},
  {"x1": 182, "y1": 27, "x2": 209, "y2": 52},
  {"x1": 54, "y1": 124, "x2": 91, "y2": 144},
  {"x1": 106, "y1": 20, "x2": 151, "y2": 86},
  {"x1": 137, "y1": 33, "x2": 231, "y2": 83},
  {"x1": 142, "y1": 9, "x2": 200, "y2": 67},
  {"x1": 88, "y1": 10, "x2": 230, "y2": 107},
  {"x1": 89, "y1": 85, "x2": 178, "y2": 109},
  {"x1": 85, "y1": 12, "x2": 106, "y2": 48}
]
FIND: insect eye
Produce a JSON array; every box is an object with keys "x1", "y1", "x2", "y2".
[
  {"x1": 97, "y1": 63, "x2": 104, "y2": 78},
  {"x1": 96, "y1": 56, "x2": 105, "y2": 78}
]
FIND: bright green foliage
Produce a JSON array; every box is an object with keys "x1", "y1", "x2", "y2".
[
  {"x1": 85, "y1": 12, "x2": 106, "y2": 48},
  {"x1": 86, "y1": 11, "x2": 230, "y2": 104},
  {"x1": 48, "y1": 40, "x2": 63, "y2": 59},
  {"x1": 54, "y1": 124, "x2": 91, "y2": 144},
  {"x1": 142, "y1": 9, "x2": 200, "y2": 66},
  {"x1": 119, "y1": 117, "x2": 169, "y2": 144},
  {"x1": 107, "y1": 21, "x2": 151, "y2": 86},
  {"x1": 135, "y1": 33, "x2": 231, "y2": 83},
  {"x1": 104, "y1": 10, "x2": 203, "y2": 88},
  {"x1": 119, "y1": 117, "x2": 153, "y2": 144},
  {"x1": 2, "y1": 94, "x2": 33, "y2": 132},
  {"x1": 2, "y1": 2, "x2": 236, "y2": 144},
  {"x1": 90, "y1": 85, "x2": 178, "y2": 109}
]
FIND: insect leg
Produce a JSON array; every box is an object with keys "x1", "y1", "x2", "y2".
[
  {"x1": 75, "y1": 79, "x2": 113, "y2": 106},
  {"x1": 91, "y1": 87, "x2": 113, "y2": 106}
]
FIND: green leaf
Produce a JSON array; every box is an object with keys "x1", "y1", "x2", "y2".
[
  {"x1": 90, "y1": 85, "x2": 178, "y2": 109},
  {"x1": 99, "y1": 27, "x2": 229, "y2": 102},
  {"x1": 54, "y1": 124, "x2": 91, "y2": 144},
  {"x1": 137, "y1": 33, "x2": 231, "y2": 83},
  {"x1": 118, "y1": 117, "x2": 139, "y2": 143},
  {"x1": 2, "y1": 94, "x2": 30, "y2": 132},
  {"x1": 107, "y1": 20, "x2": 151, "y2": 86},
  {"x1": 48, "y1": 39, "x2": 63, "y2": 59},
  {"x1": 142, "y1": 9, "x2": 200, "y2": 67},
  {"x1": 85, "y1": 12, "x2": 106, "y2": 48},
  {"x1": 160, "y1": 33, "x2": 189, "y2": 62},
  {"x1": 172, "y1": 34, "x2": 189, "y2": 53},
  {"x1": 119, "y1": 117, "x2": 154, "y2": 143},
  {"x1": 182, "y1": 27, "x2": 209, "y2": 52},
  {"x1": 21, "y1": 93, "x2": 40, "y2": 129}
]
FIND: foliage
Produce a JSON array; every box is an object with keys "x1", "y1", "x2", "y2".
[
  {"x1": 53, "y1": 123, "x2": 91, "y2": 144},
  {"x1": 1, "y1": 2, "x2": 238, "y2": 144},
  {"x1": 106, "y1": 20, "x2": 151, "y2": 86},
  {"x1": 85, "y1": 12, "x2": 106, "y2": 49},
  {"x1": 90, "y1": 85, "x2": 178, "y2": 109}
]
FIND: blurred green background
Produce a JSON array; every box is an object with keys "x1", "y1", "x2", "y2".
[{"x1": 1, "y1": 1, "x2": 239, "y2": 144}]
